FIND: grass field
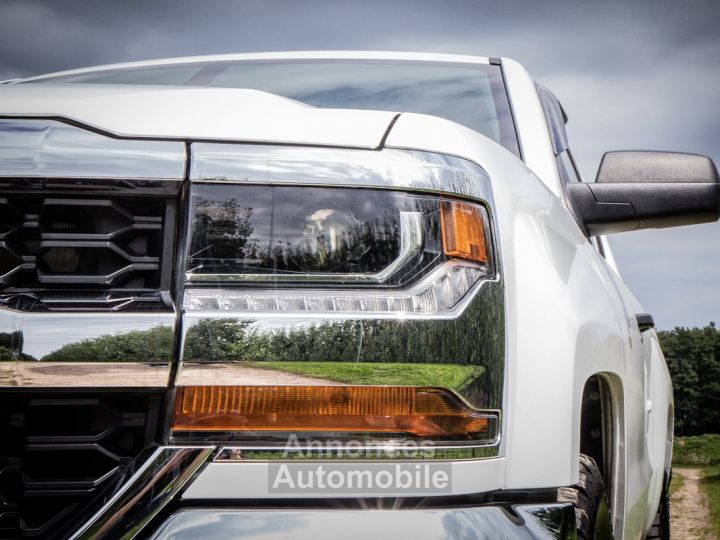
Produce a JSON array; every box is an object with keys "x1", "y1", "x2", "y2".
[
  {"x1": 673, "y1": 434, "x2": 720, "y2": 537},
  {"x1": 674, "y1": 434, "x2": 720, "y2": 466},
  {"x1": 702, "y1": 463, "x2": 720, "y2": 538},
  {"x1": 243, "y1": 361, "x2": 485, "y2": 390}
]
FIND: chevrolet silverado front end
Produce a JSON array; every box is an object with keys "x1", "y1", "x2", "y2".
[{"x1": 1, "y1": 52, "x2": 718, "y2": 540}]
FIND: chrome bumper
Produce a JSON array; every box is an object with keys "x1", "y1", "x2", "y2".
[
  {"x1": 68, "y1": 447, "x2": 213, "y2": 540},
  {"x1": 146, "y1": 504, "x2": 576, "y2": 540}
]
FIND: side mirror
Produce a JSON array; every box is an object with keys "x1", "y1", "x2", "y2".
[{"x1": 566, "y1": 151, "x2": 720, "y2": 236}]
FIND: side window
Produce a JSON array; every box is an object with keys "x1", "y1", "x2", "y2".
[
  {"x1": 557, "y1": 150, "x2": 582, "y2": 183},
  {"x1": 590, "y1": 236, "x2": 606, "y2": 257},
  {"x1": 538, "y1": 85, "x2": 606, "y2": 256},
  {"x1": 537, "y1": 85, "x2": 568, "y2": 157},
  {"x1": 537, "y1": 85, "x2": 583, "y2": 183}
]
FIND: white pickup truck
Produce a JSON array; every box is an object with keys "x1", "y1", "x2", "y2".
[{"x1": 0, "y1": 51, "x2": 718, "y2": 540}]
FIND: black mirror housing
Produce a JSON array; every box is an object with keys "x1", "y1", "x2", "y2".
[{"x1": 566, "y1": 151, "x2": 720, "y2": 236}]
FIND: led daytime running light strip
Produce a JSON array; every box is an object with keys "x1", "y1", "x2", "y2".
[{"x1": 184, "y1": 263, "x2": 485, "y2": 314}]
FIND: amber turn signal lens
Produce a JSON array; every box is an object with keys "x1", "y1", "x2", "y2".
[
  {"x1": 440, "y1": 200, "x2": 488, "y2": 264},
  {"x1": 172, "y1": 385, "x2": 493, "y2": 438}
]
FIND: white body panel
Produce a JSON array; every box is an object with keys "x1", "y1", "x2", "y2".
[
  {"x1": 500, "y1": 57, "x2": 563, "y2": 197},
  {"x1": 183, "y1": 458, "x2": 507, "y2": 500},
  {"x1": 387, "y1": 112, "x2": 672, "y2": 539},
  {"x1": 0, "y1": 83, "x2": 396, "y2": 148}
]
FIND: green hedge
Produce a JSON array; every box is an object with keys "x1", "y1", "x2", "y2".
[{"x1": 673, "y1": 435, "x2": 720, "y2": 466}]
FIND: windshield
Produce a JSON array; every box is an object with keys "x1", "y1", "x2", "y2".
[{"x1": 27, "y1": 59, "x2": 520, "y2": 156}]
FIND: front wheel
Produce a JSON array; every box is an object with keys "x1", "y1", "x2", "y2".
[{"x1": 558, "y1": 454, "x2": 613, "y2": 539}]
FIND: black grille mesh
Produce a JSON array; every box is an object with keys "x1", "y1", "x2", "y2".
[
  {"x1": 0, "y1": 196, "x2": 172, "y2": 291},
  {"x1": 0, "y1": 391, "x2": 162, "y2": 539}
]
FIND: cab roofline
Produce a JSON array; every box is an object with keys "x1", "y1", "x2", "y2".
[{"x1": 20, "y1": 50, "x2": 494, "y2": 83}]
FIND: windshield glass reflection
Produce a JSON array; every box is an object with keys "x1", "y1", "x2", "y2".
[{"x1": 29, "y1": 60, "x2": 519, "y2": 156}]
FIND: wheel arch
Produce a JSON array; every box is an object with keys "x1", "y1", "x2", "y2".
[
  {"x1": 664, "y1": 403, "x2": 674, "y2": 477},
  {"x1": 578, "y1": 371, "x2": 626, "y2": 536}
]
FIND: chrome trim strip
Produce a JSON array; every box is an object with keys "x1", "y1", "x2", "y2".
[
  {"x1": 187, "y1": 211, "x2": 424, "y2": 284},
  {"x1": 212, "y1": 435, "x2": 501, "y2": 461},
  {"x1": 0, "y1": 309, "x2": 175, "y2": 387},
  {"x1": 190, "y1": 144, "x2": 494, "y2": 205},
  {"x1": 0, "y1": 118, "x2": 186, "y2": 180},
  {"x1": 69, "y1": 446, "x2": 214, "y2": 540},
  {"x1": 176, "y1": 278, "x2": 505, "y2": 411},
  {"x1": 0, "y1": 361, "x2": 171, "y2": 387}
]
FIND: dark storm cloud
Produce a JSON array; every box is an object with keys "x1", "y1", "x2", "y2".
[
  {"x1": 2, "y1": 0, "x2": 718, "y2": 79},
  {"x1": 0, "y1": 0, "x2": 718, "y2": 327}
]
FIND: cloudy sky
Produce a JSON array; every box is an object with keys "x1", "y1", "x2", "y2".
[{"x1": 1, "y1": 0, "x2": 718, "y2": 329}]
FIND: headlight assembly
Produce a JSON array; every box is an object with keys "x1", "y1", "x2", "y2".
[
  {"x1": 175, "y1": 145, "x2": 504, "y2": 458},
  {"x1": 185, "y1": 185, "x2": 494, "y2": 315}
]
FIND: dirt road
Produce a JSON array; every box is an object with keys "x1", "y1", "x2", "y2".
[
  {"x1": 671, "y1": 467, "x2": 716, "y2": 539},
  {"x1": 0, "y1": 361, "x2": 339, "y2": 386}
]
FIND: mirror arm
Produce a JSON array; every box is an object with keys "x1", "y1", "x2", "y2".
[
  {"x1": 566, "y1": 183, "x2": 639, "y2": 236},
  {"x1": 567, "y1": 182, "x2": 720, "y2": 237}
]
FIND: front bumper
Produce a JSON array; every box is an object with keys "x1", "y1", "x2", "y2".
[
  {"x1": 67, "y1": 446, "x2": 576, "y2": 540},
  {"x1": 147, "y1": 505, "x2": 576, "y2": 540},
  {"x1": 1, "y1": 119, "x2": 517, "y2": 538}
]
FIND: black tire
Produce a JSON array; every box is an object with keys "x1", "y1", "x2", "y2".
[
  {"x1": 645, "y1": 472, "x2": 671, "y2": 540},
  {"x1": 558, "y1": 454, "x2": 613, "y2": 540}
]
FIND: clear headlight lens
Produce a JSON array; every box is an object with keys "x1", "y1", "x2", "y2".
[{"x1": 186, "y1": 185, "x2": 492, "y2": 289}]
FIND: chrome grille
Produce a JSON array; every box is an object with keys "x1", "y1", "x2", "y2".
[
  {"x1": 0, "y1": 196, "x2": 172, "y2": 289},
  {"x1": 0, "y1": 191, "x2": 178, "y2": 314}
]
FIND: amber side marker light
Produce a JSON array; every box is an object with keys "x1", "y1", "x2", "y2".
[
  {"x1": 172, "y1": 385, "x2": 494, "y2": 438},
  {"x1": 440, "y1": 200, "x2": 488, "y2": 264}
]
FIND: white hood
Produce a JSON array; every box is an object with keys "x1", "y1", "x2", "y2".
[{"x1": 0, "y1": 83, "x2": 397, "y2": 149}]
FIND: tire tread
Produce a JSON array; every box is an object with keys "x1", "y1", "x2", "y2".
[{"x1": 558, "y1": 454, "x2": 612, "y2": 540}]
